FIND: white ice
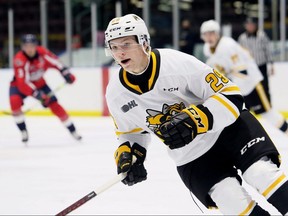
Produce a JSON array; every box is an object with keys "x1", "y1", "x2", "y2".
[{"x1": 0, "y1": 115, "x2": 288, "y2": 215}]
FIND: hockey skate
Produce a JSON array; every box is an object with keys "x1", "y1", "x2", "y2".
[
  {"x1": 71, "y1": 131, "x2": 82, "y2": 141},
  {"x1": 21, "y1": 130, "x2": 29, "y2": 143}
]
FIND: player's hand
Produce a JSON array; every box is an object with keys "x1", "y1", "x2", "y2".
[
  {"x1": 61, "y1": 68, "x2": 76, "y2": 84},
  {"x1": 269, "y1": 64, "x2": 274, "y2": 76},
  {"x1": 63, "y1": 73, "x2": 76, "y2": 84},
  {"x1": 155, "y1": 104, "x2": 213, "y2": 149},
  {"x1": 114, "y1": 142, "x2": 147, "y2": 186},
  {"x1": 33, "y1": 90, "x2": 51, "y2": 107}
]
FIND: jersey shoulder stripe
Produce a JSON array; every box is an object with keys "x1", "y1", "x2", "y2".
[
  {"x1": 115, "y1": 127, "x2": 144, "y2": 136},
  {"x1": 211, "y1": 94, "x2": 239, "y2": 118}
]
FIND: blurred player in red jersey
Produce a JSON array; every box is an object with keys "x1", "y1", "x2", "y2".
[{"x1": 9, "y1": 34, "x2": 82, "y2": 143}]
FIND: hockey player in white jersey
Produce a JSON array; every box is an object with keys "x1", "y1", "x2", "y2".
[
  {"x1": 105, "y1": 14, "x2": 288, "y2": 215},
  {"x1": 200, "y1": 19, "x2": 288, "y2": 135}
]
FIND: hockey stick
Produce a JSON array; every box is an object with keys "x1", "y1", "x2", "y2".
[
  {"x1": 0, "y1": 82, "x2": 67, "y2": 115},
  {"x1": 55, "y1": 157, "x2": 137, "y2": 216},
  {"x1": 55, "y1": 172, "x2": 126, "y2": 216}
]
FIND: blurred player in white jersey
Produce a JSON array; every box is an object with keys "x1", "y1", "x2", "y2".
[
  {"x1": 200, "y1": 20, "x2": 288, "y2": 136},
  {"x1": 105, "y1": 14, "x2": 288, "y2": 215}
]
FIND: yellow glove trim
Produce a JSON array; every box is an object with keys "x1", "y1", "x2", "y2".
[
  {"x1": 133, "y1": 148, "x2": 144, "y2": 158},
  {"x1": 182, "y1": 105, "x2": 209, "y2": 134},
  {"x1": 114, "y1": 144, "x2": 131, "y2": 165}
]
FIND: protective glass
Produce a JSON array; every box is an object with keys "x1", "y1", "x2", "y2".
[{"x1": 109, "y1": 42, "x2": 142, "y2": 54}]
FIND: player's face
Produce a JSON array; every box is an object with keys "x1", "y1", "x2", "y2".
[
  {"x1": 109, "y1": 36, "x2": 149, "y2": 74},
  {"x1": 21, "y1": 43, "x2": 37, "y2": 57},
  {"x1": 201, "y1": 31, "x2": 219, "y2": 47},
  {"x1": 245, "y1": 22, "x2": 257, "y2": 33}
]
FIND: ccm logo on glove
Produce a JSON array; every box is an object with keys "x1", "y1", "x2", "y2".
[{"x1": 155, "y1": 104, "x2": 213, "y2": 149}]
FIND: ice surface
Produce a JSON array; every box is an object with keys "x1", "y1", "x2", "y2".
[{"x1": 0, "y1": 116, "x2": 287, "y2": 215}]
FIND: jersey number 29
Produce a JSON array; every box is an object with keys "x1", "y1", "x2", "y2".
[{"x1": 205, "y1": 69, "x2": 229, "y2": 92}]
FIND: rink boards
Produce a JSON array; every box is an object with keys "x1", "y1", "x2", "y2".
[{"x1": 0, "y1": 62, "x2": 288, "y2": 117}]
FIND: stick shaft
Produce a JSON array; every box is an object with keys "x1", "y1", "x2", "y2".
[
  {"x1": 55, "y1": 173, "x2": 125, "y2": 216},
  {"x1": 95, "y1": 173, "x2": 124, "y2": 194},
  {"x1": 56, "y1": 191, "x2": 96, "y2": 216}
]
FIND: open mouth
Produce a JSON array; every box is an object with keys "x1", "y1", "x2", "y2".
[{"x1": 121, "y1": 59, "x2": 130, "y2": 64}]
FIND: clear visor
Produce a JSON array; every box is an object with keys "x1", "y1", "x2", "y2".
[{"x1": 106, "y1": 41, "x2": 141, "y2": 54}]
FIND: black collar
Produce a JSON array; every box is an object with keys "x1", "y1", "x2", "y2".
[{"x1": 119, "y1": 49, "x2": 161, "y2": 95}]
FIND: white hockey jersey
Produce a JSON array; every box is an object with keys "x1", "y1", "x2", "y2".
[
  {"x1": 106, "y1": 49, "x2": 244, "y2": 166},
  {"x1": 204, "y1": 36, "x2": 263, "y2": 96}
]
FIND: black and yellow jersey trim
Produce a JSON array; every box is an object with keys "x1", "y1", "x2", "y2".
[
  {"x1": 119, "y1": 49, "x2": 161, "y2": 95},
  {"x1": 211, "y1": 94, "x2": 239, "y2": 118}
]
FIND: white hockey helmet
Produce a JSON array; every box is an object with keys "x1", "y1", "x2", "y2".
[
  {"x1": 104, "y1": 14, "x2": 150, "y2": 55},
  {"x1": 200, "y1": 20, "x2": 220, "y2": 34}
]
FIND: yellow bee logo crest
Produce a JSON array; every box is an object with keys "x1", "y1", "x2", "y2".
[{"x1": 146, "y1": 102, "x2": 185, "y2": 130}]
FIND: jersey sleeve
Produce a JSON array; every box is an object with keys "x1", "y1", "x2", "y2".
[
  {"x1": 186, "y1": 58, "x2": 245, "y2": 132},
  {"x1": 107, "y1": 99, "x2": 151, "y2": 150},
  {"x1": 13, "y1": 55, "x2": 36, "y2": 96},
  {"x1": 39, "y1": 46, "x2": 66, "y2": 71}
]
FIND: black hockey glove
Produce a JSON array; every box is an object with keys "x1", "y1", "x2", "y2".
[
  {"x1": 60, "y1": 67, "x2": 75, "y2": 84},
  {"x1": 114, "y1": 142, "x2": 147, "y2": 186},
  {"x1": 155, "y1": 104, "x2": 213, "y2": 149},
  {"x1": 32, "y1": 90, "x2": 52, "y2": 107}
]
